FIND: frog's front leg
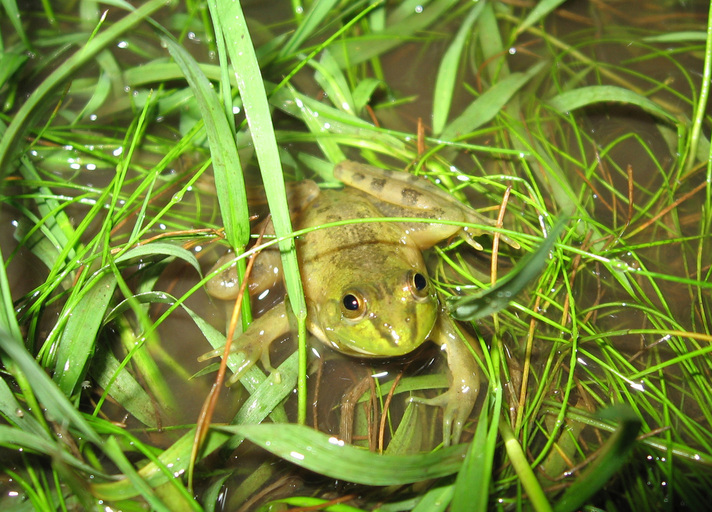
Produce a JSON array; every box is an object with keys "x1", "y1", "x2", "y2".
[
  {"x1": 200, "y1": 301, "x2": 291, "y2": 383},
  {"x1": 411, "y1": 309, "x2": 481, "y2": 446}
]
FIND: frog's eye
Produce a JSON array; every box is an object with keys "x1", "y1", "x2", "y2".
[
  {"x1": 408, "y1": 271, "x2": 430, "y2": 299},
  {"x1": 341, "y1": 291, "x2": 366, "y2": 319}
]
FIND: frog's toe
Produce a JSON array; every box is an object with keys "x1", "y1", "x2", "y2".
[
  {"x1": 259, "y1": 350, "x2": 281, "y2": 383},
  {"x1": 442, "y1": 397, "x2": 468, "y2": 446},
  {"x1": 458, "y1": 229, "x2": 485, "y2": 251}
]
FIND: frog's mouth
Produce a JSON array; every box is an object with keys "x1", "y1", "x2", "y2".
[{"x1": 328, "y1": 313, "x2": 437, "y2": 358}]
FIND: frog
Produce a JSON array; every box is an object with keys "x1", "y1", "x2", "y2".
[{"x1": 206, "y1": 160, "x2": 519, "y2": 445}]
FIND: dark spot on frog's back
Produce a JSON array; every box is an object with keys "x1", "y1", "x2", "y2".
[
  {"x1": 369, "y1": 177, "x2": 387, "y2": 192},
  {"x1": 401, "y1": 188, "x2": 422, "y2": 206},
  {"x1": 351, "y1": 172, "x2": 365, "y2": 182}
]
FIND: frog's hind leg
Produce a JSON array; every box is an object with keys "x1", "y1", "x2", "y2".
[
  {"x1": 335, "y1": 160, "x2": 519, "y2": 250},
  {"x1": 206, "y1": 248, "x2": 284, "y2": 301}
]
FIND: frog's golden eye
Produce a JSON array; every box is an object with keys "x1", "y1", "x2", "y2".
[
  {"x1": 408, "y1": 271, "x2": 429, "y2": 299},
  {"x1": 341, "y1": 291, "x2": 366, "y2": 319}
]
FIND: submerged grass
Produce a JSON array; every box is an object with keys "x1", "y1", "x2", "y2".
[{"x1": 1, "y1": 0, "x2": 711, "y2": 510}]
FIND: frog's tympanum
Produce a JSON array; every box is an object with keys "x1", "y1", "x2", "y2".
[{"x1": 207, "y1": 161, "x2": 518, "y2": 445}]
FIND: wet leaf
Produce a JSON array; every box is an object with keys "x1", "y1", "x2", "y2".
[
  {"x1": 549, "y1": 85, "x2": 677, "y2": 124},
  {"x1": 54, "y1": 272, "x2": 117, "y2": 396},
  {"x1": 448, "y1": 215, "x2": 568, "y2": 321},
  {"x1": 222, "y1": 423, "x2": 468, "y2": 486}
]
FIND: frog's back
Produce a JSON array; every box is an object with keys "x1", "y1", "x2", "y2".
[{"x1": 297, "y1": 188, "x2": 412, "y2": 270}]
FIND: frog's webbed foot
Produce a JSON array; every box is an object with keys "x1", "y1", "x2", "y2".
[
  {"x1": 199, "y1": 339, "x2": 269, "y2": 384},
  {"x1": 410, "y1": 378, "x2": 476, "y2": 446},
  {"x1": 411, "y1": 311, "x2": 481, "y2": 446},
  {"x1": 198, "y1": 302, "x2": 290, "y2": 384}
]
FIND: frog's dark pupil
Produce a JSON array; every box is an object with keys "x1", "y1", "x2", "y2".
[
  {"x1": 413, "y1": 273, "x2": 427, "y2": 291},
  {"x1": 343, "y1": 294, "x2": 359, "y2": 310}
]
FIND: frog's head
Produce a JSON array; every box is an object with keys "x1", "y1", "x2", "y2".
[{"x1": 314, "y1": 269, "x2": 439, "y2": 357}]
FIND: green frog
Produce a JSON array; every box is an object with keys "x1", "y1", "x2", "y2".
[{"x1": 207, "y1": 161, "x2": 518, "y2": 445}]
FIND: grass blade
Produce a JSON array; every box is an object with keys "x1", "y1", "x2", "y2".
[
  {"x1": 53, "y1": 272, "x2": 117, "y2": 397},
  {"x1": 279, "y1": 0, "x2": 342, "y2": 58},
  {"x1": 214, "y1": 0, "x2": 309, "y2": 422},
  {"x1": 448, "y1": 215, "x2": 568, "y2": 321},
  {"x1": 548, "y1": 85, "x2": 677, "y2": 124},
  {"x1": 432, "y1": 2, "x2": 484, "y2": 135},
  {"x1": 0, "y1": 327, "x2": 102, "y2": 445},
  {"x1": 451, "y1": 394, "x2": 497, "y2": 512},
  {"x1": 163, "y1": 36, "x2": 249, "y2": 250},
  {"x1": 440, "y1": 61, "x2": 547, "y2": 141},
  {"x1": 554, "y1": 406, "x2": 642, "y2": 512},
  {"x1": 516, "y1": 0, "x2": 568, "y2": 35},
  {"x1": 220, "y1": 423, "x2": 468, "y2": 485}
]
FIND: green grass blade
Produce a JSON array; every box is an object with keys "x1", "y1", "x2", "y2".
[
  {"x1": 554, "y1": 406, "x2": 642, "y2": 512},
  {"x1": 412, "y1": 485, "x2": 454, "y2": 512},
  {"x1": 0, "y1": 327, "x2": 103, "y2": 445},
  {"x1": 92, "y1": 353, "x2": 298, "y2": 501},
  {"x1": 432, "y1": 2, "x2": 484, "y2": 135},
  {"x1": 451, "y1": 395, "x2": 496, "y2": 512},
  {"x1": 0, "y1": 377, "x2": 47, "y2": 436},
  {"x1": 221, "y1": 423, "x2": 468, "y2": 485},
  {"x1": 0, "y1": 0, "x2": 31, "y2": 48},
  {"x1": 279, "y1": 0, "x2": 342, "y2": 58},
  {"x1": 685, "y1": 0, "x2": 712, "y2": 171},
  {"x1": 440, "y1": 61, "x2": 547, "y2": 141},
  {"x1": 516, "y1": 0, "x2": 568, "y2": 35},
  {"x1": 330, "y1": 0, "x2": 460, "y2": 68},
  {"x1": 312, "y1": 49, "x2": 356, "y2": 114},
  {"x1": 163, "y1": 36, "x2": 249, "y2": 250},
  {"x1": 214, "y1": 0, "x2": 308, "y2": 422},
  {"x1": 448, "y1": 215, "x2": 568, "y2": 321},
  {"x1": 0, "y1": 425, "x2": 100, "y2": 476},
  {"x1": 100, "y1": 437, "x2": 174, "y2": 512},
  {"x1": 0, "y1": 47, "x2": 29, "y2": 91},
  {"x1": 548, "y1": 85, "x2": 678, "y2": 124},
  {"x1": 214, "y1": 1, "x2": 304, "y2": 313},
  {"x1": 53, "y1": 272, "x2": 117, "y2": 397},
  {"x1": 501, "y1": 421, "x2": 553, "y2": 512},
  {"x1": 116, "y1": 242, "x2": 201, "y2": 275},
  {"x1": 91, "y1": 343, "x2": 160, "y2": 428},
  {"x1": 0, "y1": 246, "x2": 22, "y2": 341}
]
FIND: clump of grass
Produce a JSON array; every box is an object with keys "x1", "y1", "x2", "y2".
[{"x1": 1, "y1": 1, "x2": 711, "y2": 510}]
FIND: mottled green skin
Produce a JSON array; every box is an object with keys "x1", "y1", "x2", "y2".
[
  {"x1": 297, "y1": 187, "x2": 438, "y2": 357},
  {"x1": 208, "y1": 161, "x2": 515, "y2": 444}
]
